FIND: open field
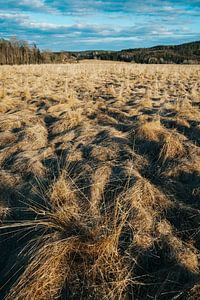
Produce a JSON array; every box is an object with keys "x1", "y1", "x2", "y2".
[{"x1": 0, "y1": 62, "x2": 200, "y2": 299}]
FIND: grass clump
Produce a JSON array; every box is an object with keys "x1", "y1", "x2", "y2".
[
  {"x1": 136, "y1": 118, "x2": 165, "y2": 141},
  {"x1": 159, "y1": 131, "x2": 186, "y2": 162}
]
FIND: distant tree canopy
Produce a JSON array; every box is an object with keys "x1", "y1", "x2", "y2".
[
  {"x1": 0, "y1": 38, "x2": 199, "y2": 65},
  {"x1": 0, "y1": 38, "x2": 43, "y2": 65},
  {"x1": 71, "y1": 41, "x2": 200, "y2": 64},
  {"x1": 0, "y1": 38, "x2": 64, "y2": 65}
]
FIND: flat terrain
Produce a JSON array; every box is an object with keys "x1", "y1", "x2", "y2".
[{"x1": 0, "y1": 62, "x2": 200, "y2": 299}]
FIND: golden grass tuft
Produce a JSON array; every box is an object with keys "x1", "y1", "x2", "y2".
[
  {"x1": 159, "y1": 131, "x2": 186, "y2": 162},
  {"x1": 0, "y1": 170, "x2": 21, "y2": 187},
  {"x1": 123, "y1": 177, "x2": 171, "y2": 249},
  {"x1": 47, "y1": 103, "x2": 71, "y2": 114},
  {"x1": 22, "y1": 124, "x2": 48, "y2": 150},
  {"x1": 67, "y1": 148, "x2": 83, "y2": 161},
  {"x1": 107, "y1": 84, "x2": 117, "y2": 97},
  {"x1": 156, "y1": 219, "x2": 172, "y2": 236},
  {"x1": 6, "y1": 198, "x2": 132, "y2": 300},
  {"x1": 52, "y1": 109, "x2": 84, "y2": 134},
  {"x1": 12, "y1": 152, "x2": 46, "y2": 177},
  {"x1": 126, "y1": 178, "x2": 168, "y2": 229},
  {"x1": 6, "y1": 241, "x2": 72, "y2": 300},
  {"x1": 137, "y1": 89, "x2": 152, "y2": 108},
  {"x1": 139, "y1": 98, "x2": 152, "y2": 108},
  {"x1": 176, "y1": 97, "x2": 200, "y2": 120},
  {"x1": 0, "y1": 112, "x2": 42, "y2": 131},
  {"x1": 136, "y1": 118, "x2": 165, "y2": 141},
  {"x1": 164, "y1": 154, "x2": 200, "y2": 177},
  {"x1": 97, "y1": 113, "x2": 118, "y2": 125},
  {"x1": 127, "y1": 176, "x2": 171, "y2": 210},
  {"x1": 65, "y1": 88, "x2": 80, "y2": 108},
  {"x1": 49, "y1": 175, "x2": 77, "y2": 208},
  {"x1": 168, "y1": 235, "x2": 199, "y2": 273},
  {"x1": 177, "y1": 250, "x2": 199, "y2": 273}
]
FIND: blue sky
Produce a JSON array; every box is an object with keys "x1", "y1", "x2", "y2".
[{"x1": 0, "y1": 0, "x2": 199, "y2": 51}]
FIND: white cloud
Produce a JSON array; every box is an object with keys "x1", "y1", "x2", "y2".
[{"x1": 19, "y1": 0, "x2": 45, "y2": 8}]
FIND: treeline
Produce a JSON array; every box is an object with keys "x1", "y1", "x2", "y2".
[
  {"x1": 0, "y1": 38, "x2": 68, "y2": 65},
  {"x1": 1, "y1": 38, "x2": 199, "y2": 65},
  {"x1": 0, "y1": 38, "x2": 43, "y2": 65},
  {"x1": 69, "y1": 41, "x2": 200, "y2": 64}
]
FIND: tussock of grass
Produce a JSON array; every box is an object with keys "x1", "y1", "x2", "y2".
[
  {"x1": 6, "y1": 241, "x2": 73, "y2": 300},
  {"x1": 49, "y1": 175, "x2": 77, "y2": 208},
  {"x1": 12, "y1": 151, "x2": 46, "y2": 177},
  {"x1": 137, "y1": 90, "x2": 152, "y2": 108},
  {"x1": 176, "y1": 98, "x2": 200, "y2": 120},
  {"x1": 136, "y1": 118, "x2": 165, "y2": 141},
  {"x1": 164, "y1": 153, "x2": 200, "y2": 177},
  {"x1": 22, "y1": 124, "x2": 48, "y2": 150},
  {"x1": 47, "y1": 103, "x2": 72, "y2": 114},
  {"x1": 97, "y1": 113, "x2": 118, "y2": 125},
  {"x1": 6, "y1": 193, "x2": 132, "y2": 300},
  {"x1": 159, "y1": 131, "x2": 186, "y2": 162},
  {"x1": 167, "y1": 235, "x2": 199, "y2": 273},
  {"x1": 52, "y1": 109, "x2": 84, "y2": 134},
  {"x1": 107, "y1": 84, "x2": 117, "y2": 97},
  {"x1": 127, "y1": 176, "x2": 171, "y2": 209},
  {"x1": 156, "y1": 219, "x2": 172, "y2": 236},
  {"x1": 139, "y1": 98, "x2": 152, "y2": 108},
  {"x1": 123, "y1": 177, "x2": 171, "y2": 249},
  {"x1": 0, "y1": 112, "x2": 42, "y2": 131},
  {"x1": 67, "y1": 148, "x2": 83, "y2": 161}
]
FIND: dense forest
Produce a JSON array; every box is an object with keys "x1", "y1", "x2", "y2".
[
  {"x1": 68, "y1": 41, "x2": 200, "y2": 64},
  {"x1": 0, "y1": 38, "x2": 199, "y2": 65}
]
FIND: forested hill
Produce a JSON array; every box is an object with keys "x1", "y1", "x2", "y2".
[
  {"x1": 66, "y1": 41, "x2": 200, "y2": 64},
  {"x1": 0, "y1": 38, "x2": 199, "y2": 65}
]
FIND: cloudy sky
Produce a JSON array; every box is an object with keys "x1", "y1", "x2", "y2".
[{"x1": 0, "y1": 0, "x2": 200, "y2": 51}]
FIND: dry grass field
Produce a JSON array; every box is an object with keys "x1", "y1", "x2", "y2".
[{"x1": 0, "y1": 61, "x2": 200, "y2": 299}]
